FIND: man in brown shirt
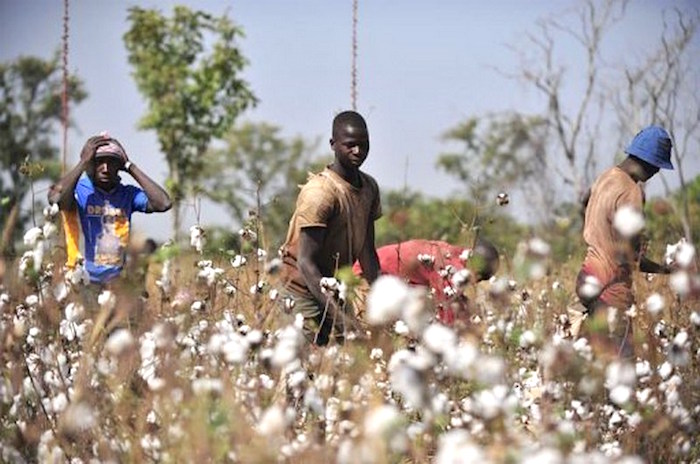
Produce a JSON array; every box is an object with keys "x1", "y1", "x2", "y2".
[
  {"x1": 281, "y1": 111, "x2": 381, "y2": 345},
  {"x1": 576, "y1": 125, "x2": 673, "y2": 356}
]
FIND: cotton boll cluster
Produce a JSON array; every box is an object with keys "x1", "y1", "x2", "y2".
[
  {"x1": 189, "y1": 225, "x2": 206, "y2": 253},
  {"x1": 366, "y1": 275, "x2": 429, "y2": 333},
  {"x1": 196, "y1": 260, "x2": 225, "y2": 287},
  {"x1": 613, "y1": 206, "x2": 645, "y2": 238},
  {"x1": 664, "y1": 238, "x2": 695, "y2": 269},
  {"x1": 5, "y1": 203, "x2": 700, "y2": 463},
  {"x1": 319, "y1": 277, "x2": 347, "y2": 304}
]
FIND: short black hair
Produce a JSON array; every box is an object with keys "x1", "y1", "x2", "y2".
[
  {"x1": 472, "y1": 238, "x2": 500, "y2": 281},
  {"x1": 332, "y1": 110, "x2": 367, "y2": 137}
]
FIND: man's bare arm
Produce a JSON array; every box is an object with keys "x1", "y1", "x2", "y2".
[{"x1": 358, "y1": 221, "x2": 380, "y2": 284}]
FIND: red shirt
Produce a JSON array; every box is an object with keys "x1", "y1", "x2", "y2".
[{"x1": 354, "y1": 239, "x2": 470, "y2": 324}]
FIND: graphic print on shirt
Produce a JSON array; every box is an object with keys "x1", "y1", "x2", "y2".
[{"x1": 89, "y1": 200, "x2": 129, "y2": 267}]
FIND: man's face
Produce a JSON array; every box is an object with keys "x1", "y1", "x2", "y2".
[
  {"x1": 89, "y1": 156, "x2": 122, "y2": 190},
  {"x1": 331, "y1": 122, "x2": 370, "y2": 170}
]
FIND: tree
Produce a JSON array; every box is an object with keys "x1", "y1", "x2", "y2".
[
  {"x1": 611, "y1": 8, "x2": 699, "y2": 242},
  {"x1": 124, "y1": 6, "x2": 257, "y2": 240},
  {"x1": 375, "y1": 189, "x2": 524, "y2": 257},
  {"x1": 201, "y1": 121, "x2": 325, "y2": 248},
  {"x1": 502, "y1": 0, "x2": 629, "y2": 212},
  {"x1": 436, "y1": 113, "x2": 552, "y2": 221},
  {"x1": 0, "y1": 54, "x2": 86, "y2": 256}
]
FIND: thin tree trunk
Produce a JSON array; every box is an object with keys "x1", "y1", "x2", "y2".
[{"x1": 0, "y1": 201, "x2": 20, "y2": 257}]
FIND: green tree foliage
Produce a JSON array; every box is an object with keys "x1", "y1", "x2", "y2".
[
  {"x1": 203, "y1": 121, "x2": 327, "y2": 249},
  {"x1": 375, "y1": 189, "x2": 523, "y2": 257},
  {"x1": 645, "y1": 174, "x2": 700, "y2": 255},
  {"x1": 436, "y1": 114, "x2": 551, "y2": 214},
  {"x1": 0, "y1": 54, "x2": 86, "y2": 255},
  {"x1": 123, "y1": 6, "x2": 257, "y2": 239}
]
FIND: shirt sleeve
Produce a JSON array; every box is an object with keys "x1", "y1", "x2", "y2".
[
  {"x1": 74, "y1": 176, "x2": 89, "y2": 208},
  {"x1": 294, "y1": 179, "x2": 336, "y2": 228},
  {"x1": 130, "y1": 186, "x2": 149, "y2": 213}
]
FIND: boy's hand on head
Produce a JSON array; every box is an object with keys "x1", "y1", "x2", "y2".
[{"x1": 80, "y1": 135, "x2": 109, "y2": 163}]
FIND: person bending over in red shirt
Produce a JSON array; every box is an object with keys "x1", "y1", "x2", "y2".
[{"x1": 353, "y1": 238, "x2": 499, "y2": 324}]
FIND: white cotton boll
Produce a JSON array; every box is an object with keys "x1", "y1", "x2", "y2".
[
  {"x1": 519, "y1": 330, "x2": 537, "y2": 349},
  {"x1": 364, "y1": 404, "x2": 407, "y2": 453},
  {"x1": 23, "y1": 227, "x2": 43, "y2": 246},
  {"x1": 578, "y1": 275, "x2": 602, "y2": 300},
  {"x1": 191, "y1": 378, "x2": 223, "y2": 396},
  {"x1": 246, "y1": 329, "x2": 263, "y2": 347},
  {"x1": 690, "y1": 311, "x2": 700, "y2": 328},
  {"x1": 60, "y1": 402, "x2": 96, "y2": 434},
  {"x1": 230, "y1": 255, "x2": 247, "y2": 268},
  {"x1": 25, "y1": 294, "x2": 39, "y2": 307},
  {"x1": 473, "y1": 386, "x2": 506, "y2": 420},
  {"x1": 605, "y1": 361, "x2": 636, "y2": 403},
  {"x1": 51, "y1": 392, "x2": 68, "y2": 414},
  {"x1": 489, "y1": 276, "x2": 509, "y2": 296},
  {"x1": 189, "y1": 225, "x2": 206, "y2": 253},
  {"x1": 98, "y1": 290, "x2": 116, "y2": 312},
  {"x1": 221, "y1": 284, "x2": 236, "y2": 296},
  {"x1": 459, "y1": 248, "x2": 472, "y2": 263},
  {"x1": 521, "y1": 448, "x2": 564, "y2": 464},
  {"x1": 222, "y1": 337, "x2": 249, "y2": 364},
  {"x1": 257, "y1": 404, "x2": 287, "y2": 436},
  {"x1": 434, "y1": 429, "x2": 485, "y2": 464},
  {"x1": 271, "y1": 325, "x2": 303, "y2": 368},
  {"x1": 613, "y1": 205, "x2": 645, "y2": 238},
  {"x1": 645, "y1": 293, "x2": 665, "y2": 317},
  {"x1": 53, "y1": 281, "x2": 69, "y2": 303},
  {"x1": 238, "y1": 228, "x2": 257, "y2": 242},
  {"x1": 674, "y1": 242, "x2": 696, "y2": 268},
  {"x1": 303, "y1": 387, "x2": 325, "y2": 416},
  {"x1": 444, "y1": 340, "x2": 479, "y2": 379},
  {"x1": 422, "y1": 323, "x2": 457, "y2": 355},
  {"x1": 669, "y1": 271, "x2": 691, "y2": 296},
  {"x1": 451, "y1": 269, "x2": 471, "y2": 289},
  {"x1": 64, "y1": 302, "x2": 84, "y2": 323},
  {"x1": 256, "y1": 248, "x2": 267, "y2": 261},
  {"x1": 389, "y1": 363, "x2": 426, "y2": 410},
  {"x1": 609, "y1": 385, "x2": 633, "y2": 406},
  {"x1": 42, "y1": 222, "x2": 58, "y2": 241},
  {"x1": 66, "y1": 263, "x2": 90, "y2": 286},
  {"x1": 0, "y1": 293, "x2": 9, "y2": 314},
  {"x1": 658, "y1": 361, "x2": 673, "y2": 380},
  {"x1": 105, "y1": 329, "x2": 135, "y2": 356},
  {"x1": 528, "y1": 237, "x2": 551, "y2": 257},
  {"x1": 366, "y1": 275, "x2": 410, "y2": 326},
  {"x1": 190, "y1": 300, "x2": 204, "y2": 311},
  {"x1": 665, "y1": 238, "x2": 696, "y2": 269},
  {"x1": 400, "y1": 288, "x2": 429, "y2": 334},
  {"x1": 43, "y1": 203, "x2": 59, "y2": 219},
  {"x1": 475, "y1": 355, "x2": 506, "y2": 386},
  {"x1": 394, "y1": 320, "x2": 409, "y2": 335}
]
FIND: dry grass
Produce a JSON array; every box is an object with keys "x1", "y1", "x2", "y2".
[{"x1": 1, "y1": 227, "x2": 698, "y2": 463}]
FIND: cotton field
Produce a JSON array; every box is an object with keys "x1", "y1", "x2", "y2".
[{"x1": 1, "y1": 210, "x2": 699, "y2": 463}]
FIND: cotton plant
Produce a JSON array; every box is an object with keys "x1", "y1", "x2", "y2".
[{"x1": 189, "y1": 224, "x2": 206, "y2": 254}]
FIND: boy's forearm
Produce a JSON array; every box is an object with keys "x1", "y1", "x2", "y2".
[
  {"x1": 127, "y1": 164, "x2": 172, "y2": 212},
  {"x1": 48, "y1": 161, "x2": 88, "y2": 208}
]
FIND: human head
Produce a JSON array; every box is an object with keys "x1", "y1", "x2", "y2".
[
  {"x1": 88, "y1": 137, "x2": 126, "y2": 190},
  {"x1": 469, "y1": 238, "x2": 500, "y2": 282},
  {"x1": 330, "y1": 111, "x2": 370, "y2": 170},
  {"x1": 624, "y1": 125, "x2": 673, "y2": 180}
]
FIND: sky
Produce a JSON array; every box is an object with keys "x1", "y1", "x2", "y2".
[{"x1": 1, "y1": 0, "x2": 698, "y2": 241}]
